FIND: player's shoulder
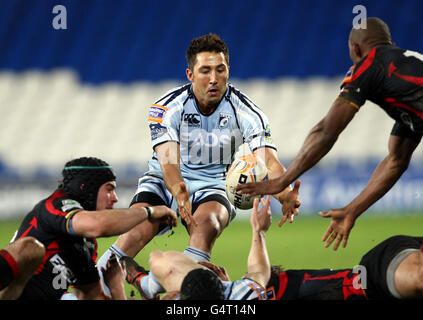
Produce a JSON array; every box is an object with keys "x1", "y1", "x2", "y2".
[
  {"x1": 153, "y1": 83, "x2": 191, "y2": 109},
  {"x1": 374, "y1": 44, "x2": 404, "y2": 57},
  {"x1": 226, "y1": 83, "x2": 263, "y2": 113},
  {"x1": 43, "y1": 189, "x2": 83, "y2": 216}
]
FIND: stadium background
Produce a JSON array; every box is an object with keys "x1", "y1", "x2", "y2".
[{"x1": 0, "y1": 0, "x2": 422, "y2": 297}]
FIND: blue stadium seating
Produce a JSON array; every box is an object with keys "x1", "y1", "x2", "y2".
[{"x1": 0, "y1": 0, "x2": 422, "y2": 83}]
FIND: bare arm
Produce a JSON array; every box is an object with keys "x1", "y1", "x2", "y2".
[
  {"x1": 321, "y1": 133, "x2": 419, "y2": 250},
  {"x1": 236, "y1": 98, "x2": 358, "y2": 196},
  {"x1": 100, "y1": 253, "x2": 127, "y2": 300},
  {"x1": 243, "y1": 196, "x2": 271, "y2": 288},
  {"x1": 155, "y1": 142, "x2": 195, "y2": 226},
  {"x1": 71, "y1": 205, "x2": 177, "y2": 238},
  {"x1": 73, "y1": 255, "x2": 127, "y2": 300},
  {"x1": 253, "y1": 147, "x2": 292, "y2": 202},
  {"x1": 342, "y1": 134, "x2": 418, "y2": 217},
  {"x1": 254, "y1": 147, "x2": 301, "y2": 226}
]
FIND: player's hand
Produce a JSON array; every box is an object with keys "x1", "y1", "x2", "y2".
[
  {"x1": 101, "y1": 253, "x2": 126, "y2": 299},
  {"x1": 198, "y1": 262, "x2": 230, "y2": 281},
  {"x1": 235, "y1": 177, "x2": 284, "y2": 197},
  {"x1": 175, "y1": 182, "x2": 197, "y2": 227},
  {"x1": 319, "y1": 208, "x2": 357, "y2": 250},
  {"x1": 279, "y1": 180, "x2": 301, "y2": 227},
  {"x1": 150, "y1": 206, "x2": 178, "y2": 227},
  {"x1": 250, "y1": 196, "x2": 272, "y2": 233}
]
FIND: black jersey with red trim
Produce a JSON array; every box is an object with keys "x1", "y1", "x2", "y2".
[
  {"x1": 339, "y1": 45, "x2": 423, "y2": 141},
  {"x1": 359, "y1": 235, "x2": 422, "y2": 300},
  {"x1": 266, "y1": 268, "x2": 366, "y2": 300},
  {"x1": 14, "y1": 189, "x2": 99, "y2": 300}
]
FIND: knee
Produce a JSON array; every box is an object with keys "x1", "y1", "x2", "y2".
[{"x1": 196, "y1": 211, "x2": 227, "y2": 235}]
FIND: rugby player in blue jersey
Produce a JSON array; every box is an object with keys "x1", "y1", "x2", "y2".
[{"x1": 98, "y1": 34, "x2": 300, "y2": 299}]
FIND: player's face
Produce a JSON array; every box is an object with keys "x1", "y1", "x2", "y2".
[
  {"x1": 96, "y1": 181, "x2": 118, "y2": 210},
  {"x1": 186, "y1": 51, "x2": 229, "y2": 113}
]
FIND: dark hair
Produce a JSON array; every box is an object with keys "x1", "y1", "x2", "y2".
[
  {"x1": 186, "y1": 33, "x2": 229, "y2": 70},
  {"x1": 59, "y1": 157, "x2": 116, "y2": 210},
  {"x1": 180, "y1": 268, "x2": 225, "y2": 300}
]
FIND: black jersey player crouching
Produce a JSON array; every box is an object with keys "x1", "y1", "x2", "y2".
[{"x1": 13, "y1": 157, "x2": 177, "y2": 300}]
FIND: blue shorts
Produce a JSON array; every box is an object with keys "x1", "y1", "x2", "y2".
[{"x1": 130, "y1": 175, "x2": 236, "y2": 235}]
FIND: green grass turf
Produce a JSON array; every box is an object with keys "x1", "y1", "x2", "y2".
[{"x1": 1, "y1": 214, "x2": 422, "y2": 298}]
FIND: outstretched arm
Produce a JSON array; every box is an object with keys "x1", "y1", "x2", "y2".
[
  {"x1": 320, "y1": 133, "x2": 419, "y2": 250},
  {"x1": 243, "y1": 196, "x2": 272, "y2": 288},
  {"x1": 70, "y1": 205, "x2": 178, "y2": 238},
  {"x1": 155, "y1": 141, "x2": 196, "y2": 226},
  {"x1": 254, "y1": 147, "x2": 301, "y2": 227},
  {"x1": 236, "y1": 98, "x2": 358, "y2": 197}
]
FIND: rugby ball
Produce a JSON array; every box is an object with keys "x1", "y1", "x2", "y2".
[{"x1": 225, "y1": 154, "x2": 268, "y2": 209}]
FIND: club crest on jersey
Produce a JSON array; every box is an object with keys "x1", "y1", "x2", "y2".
[
  {"x1": 219, "y1": 113, "x2": 232, "y2": 128},
  {"x1": 148, "y1": 104, "x2": 168, "y2": 124},
  {"x1": 184, "y1": 113, "x2": 201, "y2": 127}
]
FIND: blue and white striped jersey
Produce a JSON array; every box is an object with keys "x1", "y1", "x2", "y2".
[
  {"x1": 222, "y1": 278, "x2": 267, "y2": 300},
  {"x1": 146, "y1": 83, "x2": 276, "y2": 185}
]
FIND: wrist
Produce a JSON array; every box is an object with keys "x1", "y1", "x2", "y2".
[
  {"x1": 169, "y1": 182, "x2": 183, "y2": 196},
  {"x1": 143, "y1": 207, "x2": 153, "y2": 220},
  {"x1": 252, "y1": 229, "x2": 267, "y2": 239},
  {"x1": 345, "y1": 203, "x2": 363, "y2": 219},
  {"x1": 275, "y1": 181, "x2": 292, "y2": 203}
]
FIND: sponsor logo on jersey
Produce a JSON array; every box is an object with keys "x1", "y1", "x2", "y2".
[
  {"x1": 148, "y1": 104, "x2": 168, "y2": 124},
  {"x1": 61, "y1": 199, "x2": 82, "y2": 212}
]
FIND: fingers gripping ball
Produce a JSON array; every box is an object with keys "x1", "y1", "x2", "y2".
[{"x1": 225, "y1": 154, "x2": 268, "y2": 210}]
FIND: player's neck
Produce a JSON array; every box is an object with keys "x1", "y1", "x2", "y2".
[{"x1": 196, "y1": 99, "x2": 219, "y2": 115}]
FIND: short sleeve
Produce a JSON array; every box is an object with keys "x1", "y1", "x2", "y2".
[
  {"x1": 148, "y1": 104, "x2": 181, "y2": 149},
  {"x1": 40, "y1": 194, "x2": 83, "y2": 235},
  {"x1": 237, "y1": 102, "x2": 277, "y2": 152}
]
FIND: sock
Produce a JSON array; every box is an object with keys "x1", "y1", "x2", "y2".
[
  {"x1": 183, "y1": 246, "x2": 211, "y2": 262},
  {"x1": 139, "y1": 271, "x2": 165, "y2": 299},
  {"x1": 97, "y1": 244, "x2": 128, "y2": 296}
]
